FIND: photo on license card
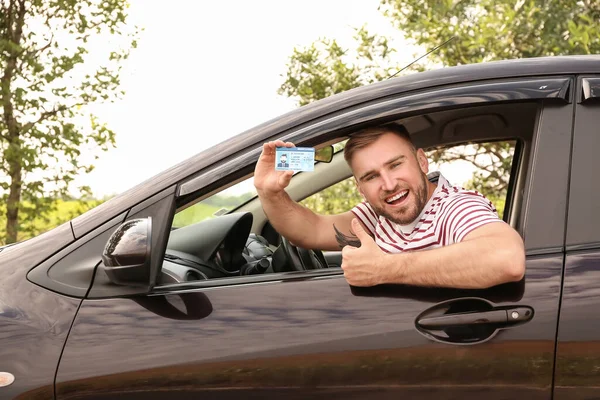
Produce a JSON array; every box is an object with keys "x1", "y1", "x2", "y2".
[{"x1": 275, "y1": 147, "x2": 315, "y2": 172}]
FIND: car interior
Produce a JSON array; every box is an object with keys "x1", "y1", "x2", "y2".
[{"x1": 159, "y1": 101, "x2": 538, "y2": 286}]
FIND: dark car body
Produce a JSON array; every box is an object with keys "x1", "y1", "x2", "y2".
[{"x1": 2, "y1": 55, "x2": 600, "y2": 399}]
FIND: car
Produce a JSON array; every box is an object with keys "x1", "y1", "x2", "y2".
[{"x1": 2, "y1": 55, "x2": 600, "y2": 400}]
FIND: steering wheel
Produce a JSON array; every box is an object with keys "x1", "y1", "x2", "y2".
[{"x1": 279, "y1": 236, "x2": 329, "y2": 271}]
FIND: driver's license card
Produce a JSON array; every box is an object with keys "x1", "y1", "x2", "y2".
[{"x1": 275, "y1": 147, "x2": 315, "y2": 172}]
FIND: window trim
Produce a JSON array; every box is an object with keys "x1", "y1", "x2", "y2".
[
  {"x1": 579, "y1": 77, "x2": 600, "y2": 103},
  {"x1": 153, "y1": 268, "x2": 344, "y2": 294}
]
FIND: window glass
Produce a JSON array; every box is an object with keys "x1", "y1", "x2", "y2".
[
  {"x1": 172, "y1": 177, "x2": 257, "y2": 228},
  {"x1": 171, "y1": 142, "x2": 348, "y2": 229}
]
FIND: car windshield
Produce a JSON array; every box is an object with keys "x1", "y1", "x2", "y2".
[
  {"x1": 172, "y1": 177, "x2": 258, "y2": 228},
  {"x1": 171, "y1": 142, "x2": 347, "y2": 229}
]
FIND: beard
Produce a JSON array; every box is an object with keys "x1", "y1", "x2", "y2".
[{"x1": 370, "y1": 172, "x2": 429, "y2": 225}]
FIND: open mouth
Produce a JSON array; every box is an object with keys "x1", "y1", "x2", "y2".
[{"x1": 384, "y1": 190, "x2": 408, "y2": 205}]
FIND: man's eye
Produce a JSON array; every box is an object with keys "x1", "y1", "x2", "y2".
[
  {"x1": 391, "y1": 162, "x2": 402, "y2": 169},
  {"x1": 365, "y1": 174, "x2": 376, "y2": 181}
]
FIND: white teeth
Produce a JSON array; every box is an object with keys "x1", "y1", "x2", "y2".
[{"x1": 386, "y1": 190, "x2": 408, "y2": 203}]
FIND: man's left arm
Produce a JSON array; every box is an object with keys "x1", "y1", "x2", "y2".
[{"x1": 342, "y1": 219, "x2": 525, "y2": 289}]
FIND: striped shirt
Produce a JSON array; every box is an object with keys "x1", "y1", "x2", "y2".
[{"x1": 351, "y1": 172, "x2": 501, "y2": 253}]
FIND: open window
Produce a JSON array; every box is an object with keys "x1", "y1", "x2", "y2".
[
  {"x1": 157, "y1": 100, "x2": 536, "y2": 288},
  {"x1": 300, "y1": 140, "x2": 519, "y2": 222}
]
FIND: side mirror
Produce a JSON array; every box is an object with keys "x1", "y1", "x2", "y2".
[
  {"x1": 102, "y1": 217, "x2": 152, "y2": 286},
  {"x1": 315, "y1": 145, "x2": 334, "y2": 163}
]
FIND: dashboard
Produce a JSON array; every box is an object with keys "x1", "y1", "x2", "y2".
[{"x1": 160, "y1": 212, "x2": 278, "y2": 284}]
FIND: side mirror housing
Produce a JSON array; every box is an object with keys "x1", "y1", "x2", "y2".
[
  {"x1": 102, "y1": 217, "x2": 152, "y2": 286},
  {"x1": 315, "y1": 145, "x2": 334, "y2": 163}
]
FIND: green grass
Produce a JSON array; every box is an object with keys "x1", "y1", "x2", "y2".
[
  {"x1": 172, "y1": 203, "x2": 220, "y2": 228},
  {"x1": 0, "y1": 199, "x2": 103, "y2": 245},
  {"x1": 1, "y1": 197, "x2": 229, "y2": 245}
]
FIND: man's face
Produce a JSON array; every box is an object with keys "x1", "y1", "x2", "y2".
[
  {"x1": 280, "y1": 154, "x2": 287, "y2": 163},
  {"x1": 350, "y1": 133, "x2": 432, "y2": 225}
]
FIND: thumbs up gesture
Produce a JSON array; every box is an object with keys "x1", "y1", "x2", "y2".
[{"x1": 341, "y1": 218, "x2": 388, "y2": 287}]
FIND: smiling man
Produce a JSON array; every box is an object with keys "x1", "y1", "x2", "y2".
[{"x1": 254, "y1": 124, "x2": 525, "y2": 289}]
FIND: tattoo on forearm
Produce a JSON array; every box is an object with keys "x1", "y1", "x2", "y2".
[{"x1": 334, "y1": 224, "x2": 361, "y2": 248}]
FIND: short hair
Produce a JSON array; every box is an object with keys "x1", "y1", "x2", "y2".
[{"x1": 343, "y1": 124, "x2": 414, "y2": 166}]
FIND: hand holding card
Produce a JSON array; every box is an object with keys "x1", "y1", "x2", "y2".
[{"x1": 275, "y1": 147, "x2": 315, "y2": 172}]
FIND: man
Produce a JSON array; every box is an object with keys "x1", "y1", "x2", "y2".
[
  {"x1": 277, "y1": 153, "x2": 289, "y2": 168},
  {"x1": 254, "y1": 125, "x2": 525, "y2": 289}
]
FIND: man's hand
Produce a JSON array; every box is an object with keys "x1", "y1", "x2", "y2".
[
  {"x1": 254, "y1": 140, "x2": 295, "y2": 195},
  {"x1": 341, "y1": 218, "x2": 390, "y2": 287}
]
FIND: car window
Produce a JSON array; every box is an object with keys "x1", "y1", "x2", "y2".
[
  {"x1": 162, "y1": 83, "x2": 538, "y2": 289},
  {"x1": 162, "y1": 139, "x2": 518, "y2": 287},
  {"x1": 172, "y1": 177, "x2": 257, "y2": 228},
  {"x1": 300, "y1": 140, "x2": 517, "y2": 220},
  {"x1": 300, "y1": 177, "x2": 362, "y2": 215},
  {"x1": 427, "y1": 140, "x2": 517, "y2": 220},
  {"x1": 171, "y1": 142, "x2": 348, "y2": 229}
]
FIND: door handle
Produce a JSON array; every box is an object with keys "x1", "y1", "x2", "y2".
[
  {"x1": 415, "y1": 298, "x2": 534, "y2": 344},
  {"x1": 417, "y1": 307, "x2": 533, "y2": 329}
]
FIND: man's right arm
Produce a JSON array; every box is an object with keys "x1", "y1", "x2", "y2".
[
  {"x1": 254, "y1": 140, "x2": 358, "y2": 251},
  {"x1": 259, "y1": 188, "x2": 356, "y2": 250}
]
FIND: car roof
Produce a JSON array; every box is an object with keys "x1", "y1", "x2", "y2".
[
  {"x1": 71, "y1": 55, "x2": 600, "y2": 238},
  {"x1": 275, "y1": 55, "x2": 600, "y2": 126}
]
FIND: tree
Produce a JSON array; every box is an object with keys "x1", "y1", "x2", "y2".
[
  {"x1": 300, "y1": 177, "x2": 363, "y2": 215},
  {"x1": 279, "y1": 26, "x2": 396, "y2": 106},
  {"x1": 280, "y1": 0, "x2": 600, "y2": 210},
  {"x1": 0, "y1": 0, "x2": 137, "y2": 244},
  {"x1": 380, "y1": 0, "x2": 600, "y2": 63}
]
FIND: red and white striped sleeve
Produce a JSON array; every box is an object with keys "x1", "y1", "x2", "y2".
[
  {"x1": 442, "y1": 192, "x2": 502, "y2": 244},
  {"x1": 351, "y1": 201, "x2": 378, "y2": 235}
]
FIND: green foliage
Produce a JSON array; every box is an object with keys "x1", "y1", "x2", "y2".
[
  {"x1": 380, "y1": 0, "x2": 600, "y2": 64},
  {"x1": 300, "y1": 177, "x2": 362, "y2": 215},
  {"x1": 0, "y1": 198, "x2": 104, "y2": 245},
  {"x1": 172, "y1": 204, "x2": 220, "y2": 228},
  {"x1": 0, "y1": 0, "x2": 139, "y2": 243},
  {"x1": 280, "y1": 1, "x2": 594, "y2": 214},
  {"x1": 486, "y1": 195, "x2": 506, "y2": 220},
  {"x1": 278, "y1": 27, "x2": 396, "y2": 106}
]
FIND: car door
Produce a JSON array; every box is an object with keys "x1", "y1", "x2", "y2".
[
  {"x1": 53, "y1": 76, "x2": 573, "y2": 400},
  {"x1": 555, "y1": 76, "x2": 600, "y2": 400}
]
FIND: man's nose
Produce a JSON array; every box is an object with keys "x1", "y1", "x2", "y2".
[{"x1": 380, "y1": 171, "x2": 396, "y2": 191}]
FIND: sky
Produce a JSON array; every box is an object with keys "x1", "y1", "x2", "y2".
[{"x1": 75, "y1": 0, "x2": 419, "y2": 198}]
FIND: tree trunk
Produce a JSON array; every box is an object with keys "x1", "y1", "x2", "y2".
[
  {"x1": 6, "y1": 161, "x2": 22, "y2": 244},
  {"x1": 1, "y1": 0, "x2": 26, "y2": 243}
]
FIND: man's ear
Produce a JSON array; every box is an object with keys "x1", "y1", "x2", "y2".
[
  {"x1": 416, "y1": 149, "x2": 429, "y2": 174},
  {"x1": 354, "y1": 177, "x2": 366, "y2": 200}
]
